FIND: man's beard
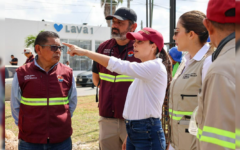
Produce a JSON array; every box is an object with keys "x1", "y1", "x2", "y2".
[{"x1": 111, "y1": 27, "x2": 131, "y2": 40}]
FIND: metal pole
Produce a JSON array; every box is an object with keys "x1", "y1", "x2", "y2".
[
  {"x1": 110, "y1": 0, "x2": 112, "y2": 37},
  {"x1": 146, "y1": 0, "x2": 148, "y2": 27},
  {"x1": 170, "y1": 0, "x2": 176, "y2": 46},
  {"x1": 149, "y1": 0, "x2": 152, "y2": 27},
  {"x1": 110, "y1": 0, "x2": 112, "y2": 27},
  {"x1": 151, "y1": 0, "x2": 154, "y2": 27},
  {"x1": 127, "y1": 0, "x2": 130, "y2": 8}
]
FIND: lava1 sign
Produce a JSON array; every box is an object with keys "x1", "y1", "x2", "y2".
[{"x1": 65, "y1": 25, "x2": 93, "y2": 34}]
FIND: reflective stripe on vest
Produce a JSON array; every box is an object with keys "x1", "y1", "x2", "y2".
[
  {"x1": 99, "y1": 72, "x2": 134, "y2": 83},
  {"x1": 197, "y1": 126, "x2": 235, "y2": 149},
  {"x1": 21, "y1": 96, "x2": 69, "y2": 106},
  {"x1": 169, "y1": 108, "x2": 193, "y2": 120},
  {"x1": 115, "y1": 75, "x2": 134, "y2": 82},
  {"x1": 236, "y1": 129, "x2": 240, "y2": 148}
]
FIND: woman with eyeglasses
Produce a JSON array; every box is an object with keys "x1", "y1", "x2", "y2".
[
  {"x1": 63, "y1": 27, "x2": 172, "y2": 150},
  {"x1": 167, "y1": 11, "x2": 214, "y2": 150}
]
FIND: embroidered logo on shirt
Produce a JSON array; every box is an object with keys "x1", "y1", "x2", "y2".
[
  {"x1": 24, "y1": 75, "x2": 37, "y2": 80},
  {"x1": 103, "y1": 49, "x2": 110, "y2": 53},
  {"x1": 57, "y1": 75, "x2": 64, "y2": 82},
  {"x1": 190, "y1": 73, "x2": 197, "y2": 77},
  {"x1": 128, "y1": 51, "x2": 134, "y2": 57},
  {"x1": 103, "y1": 49, "x2": 114, "y2": 55},
  {"x1": 183, "y1": 74, "x2": 190, "y2": 79}
]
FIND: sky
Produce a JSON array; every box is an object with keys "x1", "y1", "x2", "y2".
[{"x1": 3, "y1": 0, "x2": 209, "y2": 43}]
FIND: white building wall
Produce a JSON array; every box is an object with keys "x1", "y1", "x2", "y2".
[{"x1": 5, "y1": 18, "x2": 111, "y2": 76}]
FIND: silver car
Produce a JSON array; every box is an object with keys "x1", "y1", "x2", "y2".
[
  {"x1": 5, "y1": 65, "x2": 19, "y2": 101},
  {"x1": 76, "y1": 68, "x2": 95, "y2": 88}
]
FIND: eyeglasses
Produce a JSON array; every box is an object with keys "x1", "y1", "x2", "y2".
[
  {"x1": 174, "y1": 29, "x2": 179, "y2": 36},
  {"x1": 40, "y1": 45, "x2": 64, "y2": 52}
]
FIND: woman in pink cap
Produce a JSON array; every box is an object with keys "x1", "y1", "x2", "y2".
[{"x1": 63, "y1": 27, "x2": 171, "y2": 150}]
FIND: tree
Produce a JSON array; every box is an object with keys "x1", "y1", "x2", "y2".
[
  {"x1": 101, "y1": 0, "x2": 123, "y2": 27},
  {"x1": 25, "y1": 30, "x2": 44, "y2": 48}
]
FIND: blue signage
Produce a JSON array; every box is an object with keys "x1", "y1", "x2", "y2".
[{"x1": 54, "y1": 24, "x2": 63, "y2": 32}]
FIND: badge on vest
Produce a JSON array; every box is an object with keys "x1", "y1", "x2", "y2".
[
  {"x1": 183, "y1": 73, "x2": 197, "y2": 79},
  {"x1": 24, "y1": 75, "x2": 37, "y2": 80},
  {"x1": 57, "y1": 75, "x2": 64, "y2": 82},
  {"x1": 103, "y1": 49, "x2": 111, "y2": 53},
  {"x1": 190, "y1": 73, "x2": 197, "y2": 77},
  {"x1": 183, "y1": 74, "x2": 190, "y2": 79},
  {"x1": 128, "y1": 51, "x2": 134, "y2": 57}
]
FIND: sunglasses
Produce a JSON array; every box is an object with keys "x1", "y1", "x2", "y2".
[
  {"x1": 174, "y1": 29, "x2": 179, "y2": 36},
  {"x1": 41, "y1": 45, "x2": 64, "y2": 52}
]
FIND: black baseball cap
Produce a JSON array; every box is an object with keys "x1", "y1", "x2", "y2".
[{"x1": 106, "y1": 7, "x2": 137, "y2": 22}]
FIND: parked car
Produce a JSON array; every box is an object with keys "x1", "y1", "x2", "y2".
[
  {"x1": 76, "y1": 68, "x2": 95, "y2": 88},
  {"x1": 5, "y1": 65, "x2": 19, "y2": 101}
]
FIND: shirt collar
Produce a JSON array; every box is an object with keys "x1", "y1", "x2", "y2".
[
  {"x1": 184, "y1": 43, "x2": 210, "y2": 62},
  {"x1": 34, "y1": 55, "x2": 59, "y2": 73}
]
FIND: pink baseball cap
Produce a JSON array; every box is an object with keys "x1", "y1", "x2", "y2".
[
  {"x1": 207, "y1": 0, "x2": 235, "y2": 23},
  {"x1": 126, "y1": 27, "x2": 164, "y2": 52}
]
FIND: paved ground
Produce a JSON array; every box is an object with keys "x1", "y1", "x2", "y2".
[{"x1": 76, "y1": 86, "x2": 97, "y2": 97}]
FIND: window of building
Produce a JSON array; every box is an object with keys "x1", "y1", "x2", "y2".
[
  {"x1": 67, "y1": 40, "x2": 92, "y2": 71},
  {"x1": 95, "y1": 41, "x2": 104, "y2": 52},
  {"x1": 60, "y1": 39, "x2": 68, "y2": 65}
]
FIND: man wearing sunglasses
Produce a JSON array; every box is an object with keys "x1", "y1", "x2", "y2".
[{"x1": 10, "y1": 31, "x2": 77, "y2": 150}]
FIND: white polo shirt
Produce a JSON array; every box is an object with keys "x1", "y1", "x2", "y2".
[{"x1": 107, "y1": 57, "x2": 167, "y2": 120}]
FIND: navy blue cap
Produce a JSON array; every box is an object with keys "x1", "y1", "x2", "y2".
[{"x1": 106, "y1": 7, "x2": 137, "y2": 22}]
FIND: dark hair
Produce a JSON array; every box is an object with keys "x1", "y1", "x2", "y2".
[
  {"x1": 128, "y1": 20, "x2": 135, "y2": 32},
  {"x1": 34, "y1": 31, "x2": 59, "y2": 53},
  {"x1": 11, "y1": 55, "x2": 14, "y2": 57},
  {"x1": 128, "y1": 20, "x2": 134, "y2": 26},
  {"x1": 179, "y1": 10, "x2": 209, "y2": 44},
  {"x1": 150, "y1": 41, "x2": 172, "y2": 124},
  {"x1": 210, "y1": 20, "x2": 235, "y2": 31}
]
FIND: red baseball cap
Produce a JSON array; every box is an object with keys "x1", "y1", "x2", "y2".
[
  {"x1": 237, "y1": 1, "x2": 240, "y2": 23},
  {"x1": 126, "y1": 27, "x2": 164, "y2": 52},
  {"x1": 207, "y1": 0, "x2": 235, "y2": 23}
]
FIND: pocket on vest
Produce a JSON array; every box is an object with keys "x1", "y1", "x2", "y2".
[
  {"x1": 178, "y1": 94, "x2": 198, "y2": 113},
  {"x1": 178, "y1": 124, "x2": 197, "y2": 150},
  {"x1": 22, "y1": 116, "x2": 36, "y2": 133}
]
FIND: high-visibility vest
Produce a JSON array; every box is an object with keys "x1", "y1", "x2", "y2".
[
  {"x1": 196, "y1": 38, "x2": 235, "y2": 150},
  {"x1": 96, "y1": 39, "x2": 141, "y2": 119},
  {"x1": 17, "y1": 62, "x2": 73, "y2": 144},
  {"x1": 169, "y1": 54, "x2": 208, "y2": 150}
]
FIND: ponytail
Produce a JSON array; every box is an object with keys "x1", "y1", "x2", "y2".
[
  {"x1": 150, "y1": 40, "x2": 172, "y2": 145},
  {"x1": 159, "y1": 48, "x2": 172, "y2": 145}
]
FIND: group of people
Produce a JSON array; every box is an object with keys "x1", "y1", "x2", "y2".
[
  {"x1": 10, "y1": 0, "x2": 236, "y2": 150},
  {"x1": 9, "y1": 48, "x2": 35, "y2": 66}
]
